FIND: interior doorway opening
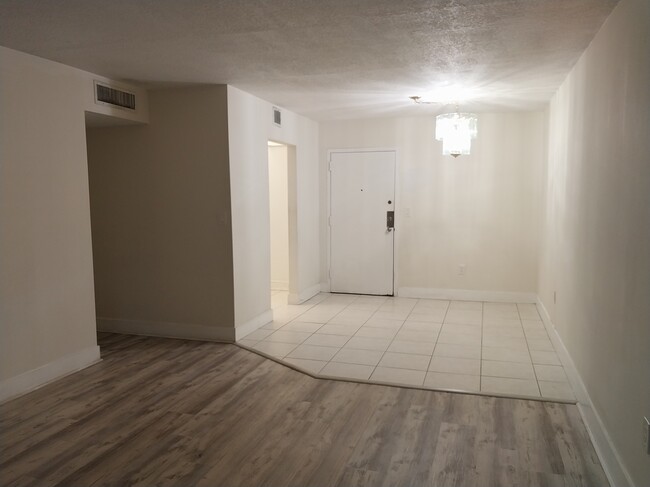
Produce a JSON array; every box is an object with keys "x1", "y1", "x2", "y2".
[
  {"x1": 84, "y1": 111, "x2": 144, "y2": 334},
  {"x1": 268, "y1": 140, "x2": 296, "y2": 309}
]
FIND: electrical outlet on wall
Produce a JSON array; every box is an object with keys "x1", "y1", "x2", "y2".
[
  {"x1": 643, "y1": 416, "x2": 650, "y2": 455},
  {"x1": 458, "y1": 264, "x2": 466, "y2": 276}
]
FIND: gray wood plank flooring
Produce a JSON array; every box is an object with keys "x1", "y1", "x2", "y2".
[{"x1": 0, "y1": 333, "x2": 608, "y2": 486}]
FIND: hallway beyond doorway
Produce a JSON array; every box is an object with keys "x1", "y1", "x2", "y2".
[{"x1": 238, "y1": 293, "x2": 575, "y2": 402}]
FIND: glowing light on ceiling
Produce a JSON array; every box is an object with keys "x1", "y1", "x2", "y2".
[
  {"x1": 410, "y1": 96, "x2": 478, "y2": 157},
  {"x1": 421, "y1": 84, "x2": 479, "y2": 104},
  {"x1": 435, "y1": 112, "x2": 478, "y2": 158}
]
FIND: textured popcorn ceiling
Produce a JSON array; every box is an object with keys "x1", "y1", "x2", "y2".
[{"x1": 0, "y1": 0, "x2": 618, "y2": 120}]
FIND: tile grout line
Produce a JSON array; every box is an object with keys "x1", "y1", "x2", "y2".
[
  {"x1": 290, "y1": 294, "x2": 370, "y2": 365},
  {"x1": 303, "y1": 294, "x2": 389, "y2": 374},
  {"x1": 521, "y1": 308, "x2": 573, "y2": 394},
  {"x1": 319, "y1": 294, "x2": 369, "y2": 353},
  {"x1": 265, "y1": 294, "x2": 395, "y2": 368},
  {"x1": 424, "y1": 299, "x2": 450, "y2": 381},
  {"x1": 365, "y1": 297, "x2": 416, "y2": 382},
  {"x1": 320, "y1": 294, "x2": 374, "y2": 373},
  {"x1": 251, "y1": 293, "x2": 345, "y2": 360},
  {"x1": 315, "y1": 298, "x2": 445, "y2": 374},
  {"x1": 517, "y1": 303, "x2": 542, "y2": 397}
]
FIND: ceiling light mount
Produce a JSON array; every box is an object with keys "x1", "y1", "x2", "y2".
[{"x1": 409, "y1": 95, "x2": 437, "y2": 105}]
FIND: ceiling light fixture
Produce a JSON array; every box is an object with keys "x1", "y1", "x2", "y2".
[{"x1": 410, "y1": 96, "x2": 478, "y2": 158}]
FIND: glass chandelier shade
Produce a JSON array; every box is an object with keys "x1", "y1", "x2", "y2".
[{"x1": 435, "y1": 112, "x2": 478, "y2": 157}]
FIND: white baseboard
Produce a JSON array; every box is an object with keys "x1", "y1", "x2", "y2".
[
  {"x1": 270, "y1": 280, "x2": 289, "y2": 291},
  {"x1": 98, "y1": 317, "x2": 235, "y2": 342},
  {"x1": 537, "y1": 299, "x2": 632, "y2": 487},
  {"x1": 398, "y1": 287, "x2": 537, "y2": 303},
  {"x1": 234, "y1": 310, "x2": 273, "y2": 341},
  {"x1": 288, "y1": 283, "x2": 321, "y2": 305},
  {"x1": 0, "y1": 345, "x2": 100, "y2": 403}
]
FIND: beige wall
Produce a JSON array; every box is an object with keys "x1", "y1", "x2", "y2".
[
  {"x1": 87, "y1": 86, "x2": 235, "y2": 341},
  {"x1": 319, "y1": 112, "x2": 545, "y2": 298},
  {"x1": 227, "y1": 86, "x2": 320, "y2": 335},
  {"x1": 268, "y1": 145, "x2": 290, "y2": 290},
  {"x1": 538, "y1": 0, "x2": 650, "y2": 484},
  {"x1": 0, "y1": 47, "x2": 148, "y2": 398}
]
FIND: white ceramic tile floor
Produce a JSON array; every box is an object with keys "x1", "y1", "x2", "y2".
[
  {"x1": 433, "y1": 343, "x2": 481, "y2": 359},
  {"x1": 284, "y1": 357, "x2": 327, "y2": 374},
  {"x1": 304, "y1": 333, "x2": 350, "y2": 347},
  {"x1": 534, "y1": 364, "x2": 568, "y2": 382},
  {"x1": 387, "y1": 340, "x2": 436, "y2": 355},
  {"x1": 424, "y1": 371, "x2": 480, "y2": 391},
  {"x1": 371, "y1": 366, "x2": 426, "y2": 386},
  {"x1": 265, "y1": 330, "x2": 312, "y2": 344},
  {"x1": 240, "y1": 292, "x2": 575, "y2": 402},
  {"x1": 332, "y1": 348, "x2": 383, "y2": 366},
  {"x1": 378, "y1": 352, "x2": 431, "y2": 371},
  {"x1": 429, "y1": 356, "x2": 481, "y2": 375},
  {"x1": 321, "y1": 362, "x2": 374, "y2": 380},
  {"x1": 287, "y1": 344, "x2": 340, "y2": 361}
]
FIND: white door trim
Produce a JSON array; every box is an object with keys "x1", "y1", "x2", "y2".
[
  {"x1": 267, "y1": 140, "x2": 300, "y2": 304},
  {"x1": 326, "y1": 148, "x2": 399, "y2": 295}
]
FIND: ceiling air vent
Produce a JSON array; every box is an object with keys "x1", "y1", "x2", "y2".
[
  {"x1": 94, "y1": 81, "x2": 136, "y2": 110},
  {"x1": 273, "y1": 106, "x2": 281, "y2": 127}
]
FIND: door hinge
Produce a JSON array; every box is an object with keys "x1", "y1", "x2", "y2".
[
  {"x1": 328, "y1": 161, "x2": 333, "y2": 172},
  {"x1": 328, "y1": 216, "x2": 332, "y2": 226}
]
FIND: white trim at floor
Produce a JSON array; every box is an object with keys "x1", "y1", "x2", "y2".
[
  {"x1": 288, "y1": 283, "x2": 321, "y2": 305},
  {"x1": 271, "y1": 280, "x2": 289, "y2": 291},
  {"x1": 234, "y1": 310, "x2": 273, "y2": 341},
  {"x1": 537, "y1": 299, "x2": 633, "y2": 487},
  {"x1": 398, "y1": 287, "x2": 537, "y2": 303},
  {"x1": 0, "y1": 345, "x2": 100, "y2": 403},
  {"x1": 98, "y1": 317, "x2": 235, "y2": 342}
]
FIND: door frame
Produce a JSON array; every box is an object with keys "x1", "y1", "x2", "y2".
[
  {"x1": 325, "y1": 148, "x2": 400, "y2": 296},
  {"x1": 268, "y1": 140, "x2": 300, "y2": 303}
]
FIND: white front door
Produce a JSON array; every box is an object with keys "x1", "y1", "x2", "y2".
[{"x1": 329, "y1": 150, "x2": 396, "y2": 295}]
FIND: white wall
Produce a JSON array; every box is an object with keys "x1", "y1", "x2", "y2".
[
  {"x1": 0, "y1": 47, "x2": 148, "y2": 401},
  {"x1": 319, "y1": 112, "x2": 545, "y2": 300},
  {"x1": 86, "y1": 86, "x2": 235, "y2": 342},
  {"x1": 268, "y1": 145, "x2": 290, "y2": 291},
  {"x1": 539, "y1": 0, "x2": 650, "y2": 484},
  {"x1": 227, "y1": 86, "x2": 320, "y2": 336}
]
